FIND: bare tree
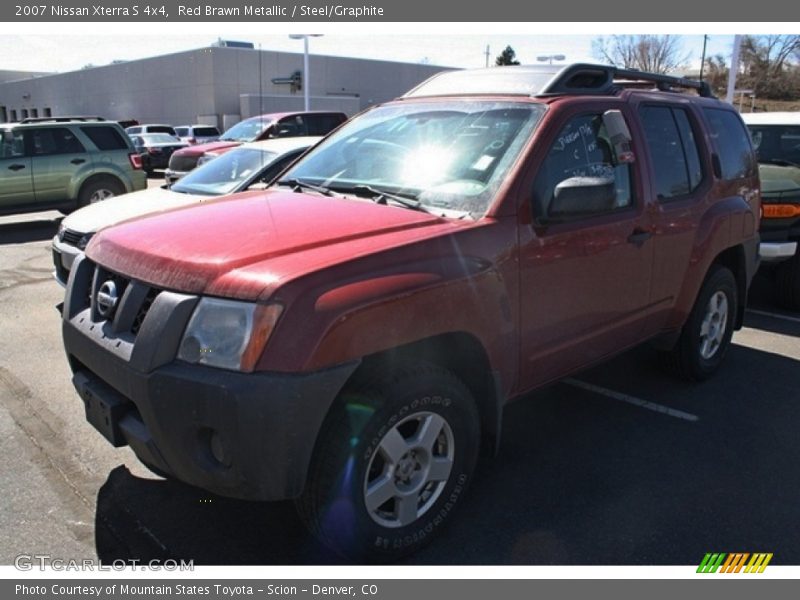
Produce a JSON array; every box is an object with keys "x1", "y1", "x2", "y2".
[
  {"x1": 592, "y1": 35, "x2": 688, "y2": 74},
  {"x1": 739, "y1": 35, "x2": 800, "y2": 99}
]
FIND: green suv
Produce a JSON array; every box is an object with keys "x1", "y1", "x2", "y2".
[{"x1": 0, "y1": 117, "x2": 146, "y2": 216}]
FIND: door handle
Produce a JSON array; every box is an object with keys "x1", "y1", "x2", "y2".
[
  {"x1": 627, "y1": 228, "x2": 652, "y2": 245},
  {"x1": 8, "y1": 164, "x2": 25, "y2": 171},
  {"x1": 70, "y1": 158, "x2": 86, "y2": 165}
]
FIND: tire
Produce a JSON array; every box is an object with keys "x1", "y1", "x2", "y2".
[
  {"x1": 77, "y1": 177, "x2": 124, "y2": 208},
  {"x1": 775, "y1": 253, "x2": 800, "y2": 311},
  {"x1": 296, "y1": 362, "x2": 480, "y2": 562},
  {"x1": 658, "y1": 265, "x2": 738, "y2": 381}
]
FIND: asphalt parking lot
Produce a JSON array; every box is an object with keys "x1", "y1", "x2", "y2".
[{"x1": 1, "y1": 200, "x2": 798, "y2": 566}]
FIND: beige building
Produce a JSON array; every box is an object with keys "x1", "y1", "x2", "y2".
[{"x1": 0, "y1": 46, "x2": 448, "y2": 127}]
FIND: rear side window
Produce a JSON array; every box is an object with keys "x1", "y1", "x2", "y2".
[
  {"x1": 306, "y1": 114, "x2": 345, "y2": 135},
  {"x1": 28, "y1": 127, "x2": 86, "y2": 155},
  {"x1": 81, "y1": 126, "x2": 129, "y2": 151},
  {"x1": 703, "y1": 108, "x2": 755, "y2": 180},
  {"x1": 639, "y1": 105, "x2": 704, "y2": 201}
]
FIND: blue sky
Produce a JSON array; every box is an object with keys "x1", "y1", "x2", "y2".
[{"x1": 1, "y1": 33, "x2": 736, "y2": 74}]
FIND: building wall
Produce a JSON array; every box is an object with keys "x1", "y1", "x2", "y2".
[{"x1": 0, "y1": 47, "x2": 447, "y2": 127}]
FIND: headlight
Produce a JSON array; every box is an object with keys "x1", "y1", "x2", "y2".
[
  {"x1": 77, "y1": 232, "x2": 94, "y2": 250},
  {"x1": 178, "y1": 298, "x2": 282, "y2": 372},
  {"x1": 57, "y1": 222, "x2": 66, "y2": 242}
]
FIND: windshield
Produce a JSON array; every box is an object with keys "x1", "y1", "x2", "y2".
[
  {"x1": 170, "y1": 147, "x2": 277, "y2": 196},
  {"x1": 747, "y1": 124, "x2": 800, "y2": 165},
  {"x1": 220, "y1": 118, "x2": 273, "y2": 142},
  {"x1": 279, "y1": 100, "x2": 545, "y2": 216}
]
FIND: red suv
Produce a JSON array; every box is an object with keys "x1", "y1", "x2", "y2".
[
  {"x1": 62, "y1": 64, "x2": 759, "y2": 561},
  {"x1": 164, "y1": 111, "x2": 346, "y2": 184}
]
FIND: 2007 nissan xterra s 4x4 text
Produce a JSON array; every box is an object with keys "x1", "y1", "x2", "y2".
[{"x1": 61, "y1": 64, "x2": 760, "y2": 561}]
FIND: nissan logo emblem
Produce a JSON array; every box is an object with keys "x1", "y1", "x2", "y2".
[{"x1": 96, "y1": 280, "x2": 119, "y2": 319}]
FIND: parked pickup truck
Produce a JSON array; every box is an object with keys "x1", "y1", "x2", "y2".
[{"x1": 61, "y1": 64, "x2": 759, "y2": 561}]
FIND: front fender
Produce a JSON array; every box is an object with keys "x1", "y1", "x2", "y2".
[{"x1": 259, "y1": 255, "x2": 517, "y2": 389}]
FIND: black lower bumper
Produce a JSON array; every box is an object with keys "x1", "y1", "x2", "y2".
[
  {"x1": 67, "y1": 341, "x2": 358, "y2": 501},
  {"x1": 69, "y1": 357, "x2": 356, "y2": 501}
]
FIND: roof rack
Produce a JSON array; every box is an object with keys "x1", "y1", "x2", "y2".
[
  {"x1": 19, "y1": 116, "x2": 106, "y2": 124},
  {"x1": 538, "y1": 63, "x2": 715, "y2": 98}
]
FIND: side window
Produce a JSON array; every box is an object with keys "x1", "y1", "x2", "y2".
[
  {"x1": 80, "y1": 126, "x2": 129, "y2": 151},
  {"x1": 306, "y1": 114, "x2": 343, "y2": 136},
  {"x1": 0, "y1": 130, "x2": 25, "y2": 158},
  {"x1": 28, "y1": 127, "x2": 86, "y2": 156},
  {"x1": 276, "y1": 116, "x2": 307, "y2": 137},
  {"x1": 532, "y1": 113, "x2": 633, "y2": 221},
  {"x1": 639, "y1": 105, "x2": 703, "y2": 201},
  {"x1": 703, "y1": 108, "x2": 755, "y2": 180}
]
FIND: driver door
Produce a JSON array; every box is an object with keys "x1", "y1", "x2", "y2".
[{"x1": 516, "y1": 104, "x2": 655, "y2": 390}]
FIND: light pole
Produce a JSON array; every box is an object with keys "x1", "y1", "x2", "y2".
[
  {"x1": 289, "y1": 34, "x2": 323, "y2": 111},
  {"x1": 537, "y1": 54, "x2": 566, "y2": 65}
]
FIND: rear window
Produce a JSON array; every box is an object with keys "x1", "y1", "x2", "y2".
[
  {"x1": 703, "y1": 108, "x2": 756, "y2": 180},
  {"x1": 193, "y1": 127, "x2": 219, "y2": 137},
  {"x1": 80, "y1": 126, "x2": 130, "y2": 151},
  {"x1": 147, "y1": 126, "x2": 176, "y2": 135}
]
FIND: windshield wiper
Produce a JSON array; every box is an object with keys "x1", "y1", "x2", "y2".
[
  {"x1": 277, "y1": 178, "x2": 334, "y2": 197},
  {"x1": 344, "y1": 184, "x2": 435, "y2": 214},
  {"x1": 760, "y1": 158, "x2": 800, "y2": 168}
]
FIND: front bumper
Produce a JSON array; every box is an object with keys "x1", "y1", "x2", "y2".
[
  {"x1": 62, "y1": 255, "x2": 359, "y2": 501},
  {"x1": 164, "y1": 169, "x2": 187, "y2": 185},
  {"x1": 759, "y1": 241, "x2": 798, "y2": 263},
  {"x1": 52, "y1": 235, "x2": 82, "y2": 287}
]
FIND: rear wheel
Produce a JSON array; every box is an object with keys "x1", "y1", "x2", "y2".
[
  {"x1": 77, "y1": 177, "x2": 124, "y2": 208},
  {"x1": 775, "y1": 253, "x2": 800, "y2": 311},
  {"x1": 296, "y1": 362, "x2": 480, "y2": 562},
  {"x1": 658, "y1": 265, "x2": 737, "y2": 381}
]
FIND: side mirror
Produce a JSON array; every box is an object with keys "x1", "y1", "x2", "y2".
[
  {"x1": 602, "y1": 110, "x2": 635, "y2": 164},
  {"x1": 548, "y1": 176, "x2": 616, "y2": 220}
]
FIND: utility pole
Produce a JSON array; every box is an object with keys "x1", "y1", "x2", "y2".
[
  {"x1": 485, "y1": 45, "x2": 490, "y2": 68},
  {"x1": 726, "y1": 34, "x2": 742, "y2": 105},
  {"x1": 699, "y1": 35, "x2": 708, "y2": 82}
]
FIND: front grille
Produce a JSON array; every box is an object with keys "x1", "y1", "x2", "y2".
[
  {"x1": 80, "y1": 259, "x2": 162, "y2": 337},
  {"x1": 61, "y1": 228, "x2": 84, "y2": 247},
  {"x1": 168, "y1": 153, "x2": 198, "y2": 172},
  {"x1": 131, "y1": 288, "x2": 158, "y2": 336}
]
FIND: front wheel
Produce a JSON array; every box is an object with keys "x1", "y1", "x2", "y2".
[
  {"x1": 296, "y1": 363, "x2": 480, "y2": 562},
  {"x1": 658, "y1": 265, "x2": 738, "y2": 381}
]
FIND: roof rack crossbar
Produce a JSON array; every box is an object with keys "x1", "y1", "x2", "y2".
[
  {"x1": 19, "y1": 116, "x2": 106, "y2": 124},
  {"x1": 538, "y1": 63, "x2": 715, "y2": 98}
]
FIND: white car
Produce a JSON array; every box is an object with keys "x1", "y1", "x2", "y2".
[{"x1": 52, "y1": 136, "x2": 320, "y2": 286}]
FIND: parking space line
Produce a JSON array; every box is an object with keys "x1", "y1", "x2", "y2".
[
  {"x1": 563, "y1": 378, "x2": 700, "y2": 422},
  {"x1": 746, "y1": 308, "x2": 800, "y2": 324}
]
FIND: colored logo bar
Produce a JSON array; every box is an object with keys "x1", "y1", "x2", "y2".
[{"x1": 697, "y1": 553, "x2": 773, "y2": 573}]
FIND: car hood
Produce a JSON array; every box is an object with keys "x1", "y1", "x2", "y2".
[
  {"x1": 87, "y1": 190, "x2": 467, "y2": 301},
  {"x1": 62, "y1": 187, "x2": 208, "y2": 235},
  {"x1": 173, "y1": 140, "x2": 242, "y2": 157},
  {"x1": 759, "y1": 163, "x2": 800, "y2": 197}
]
